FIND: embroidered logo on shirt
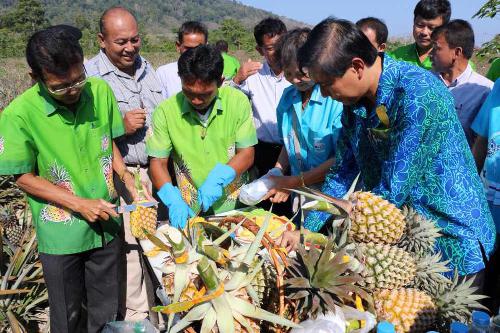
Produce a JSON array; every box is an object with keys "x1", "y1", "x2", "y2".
[
  {"x1": 487, "y1": 133, "x2": 500, "y2": 158},
  {"x1": 101, "y1": 134, "x2": 110, "y2": 152},
  {"x1": 313, "y1": 138, "x2": 325, "y2": 153},
  {"x1": 40, "y1": 162, "x2": 75, "y2": 224},
  {"x1": 100, "y1": 155, "x2": 117, "y2": 199},
  {"x1": 0, "y1": 136, "x2": 4, "y2": 155}
]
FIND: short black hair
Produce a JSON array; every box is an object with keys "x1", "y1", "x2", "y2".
[
  {"x1": 254, "y1": 17, "x2": 287, "y2": 47},
  {"x1": 215, "y1": 40, "x2": 229, "y2": 53},
  {"x1": 26, "y1": 25, "x2": 84, "y2": 80},
  {"x1": 275, "y1": 28, "x2": 311, "y2": 70},
  {"x1": 431, "y1": 19, "x2": 475, "y2": 59},
  {"x1": 356, "y1": 17, "x2": 388, "y2": 45},
  {"x1": 99, "y1": 6, "x2": 137, "y2": 35},
  {"x1": 178, "y1": 21, "x2": 208, "y2": 44},
  {"x1": 178, "y1": 44, "x2": 223, "y2": 84},
  {"x1": 414, "y1": 0, "x2": 451, "y2": 24},
  {"x1": 298, "y1": 18, "x2": 378, "y2": 78}
]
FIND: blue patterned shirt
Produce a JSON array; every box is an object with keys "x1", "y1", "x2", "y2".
[{"x1": 304, "y1": 55, "x2": 496, "y2": 275}]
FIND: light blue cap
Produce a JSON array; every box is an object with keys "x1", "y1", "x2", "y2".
[{"x1": 377, "y1": 321, "x2": 395, "y2": 333}]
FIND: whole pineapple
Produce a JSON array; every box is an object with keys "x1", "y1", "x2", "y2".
[
  {"x1": 0, "y1": 205, "x2": 23, "y2": 246},
  {"x1": 397, "y1": 207, "x2": 441, "y2": 255},
  {"x1": 354, "y1": 242, "x2": 451, "y2": 291},
  {"x1": 348, "y1": 191, "x2": 406, "y2": 244},
  {"x1": 129, "y1": 168, "x2": 157, "y2": 240},
  {"x1": 373, "y1": 273, "x2": 487, "y2": 333}
]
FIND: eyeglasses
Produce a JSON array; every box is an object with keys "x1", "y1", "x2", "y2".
[{"x1": 45, "y1": 73, "x2": 87, "y2": 96}]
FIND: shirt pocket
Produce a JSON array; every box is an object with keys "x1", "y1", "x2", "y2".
[{"x1": 88, "y1": 124, "x2": 112, "y2": 159}]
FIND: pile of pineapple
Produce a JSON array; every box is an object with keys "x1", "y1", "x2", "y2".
[{"x1": 287, "y1": 189, "x2": 487, "y2": 333}]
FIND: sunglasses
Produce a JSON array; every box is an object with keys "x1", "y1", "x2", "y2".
[{"x1": 45, "y1": 72, "x2": 87, "y2": 96}]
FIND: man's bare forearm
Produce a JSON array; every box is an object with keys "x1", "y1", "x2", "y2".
[
  {"x1": 228, "y1": 146, "x2": 254, "y2": 176},
  {"x1": 150, "y1": 157, "x2": 173, "y2": 190}
]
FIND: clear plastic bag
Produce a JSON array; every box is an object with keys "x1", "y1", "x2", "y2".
[{"x1": 239, "y1": 167, "x2": 283, "y2": 205}]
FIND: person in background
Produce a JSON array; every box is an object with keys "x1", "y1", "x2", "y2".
[
  {"x1": 486, "y1": 58, "x2": 500, "y2": 82},
  {"x1": 215, "y1": 39, "x2": 240, "y2": 80},
  {"x1": 156, "y1": 21, "x2": 208, "y2": 98},
  {"x1": 0, "y1": 25, "x2": 138, "y2": 332},
  {"x1": 278, "y1": 18, "x2": 495, "y2": 285},
  {"x1": 389, "y1": 0, "x2": 451, "y2": 70},
  {"x1": 263, "y1": 28, "x2": 343, "y2": 213},
  {"x1": 472, "y1": 79, "x2": 500, "y2": 311},
  {"x1": 356, "y1": 17, "x2": 388, "y2": 52},
  {"x1": 430, "y1": 19, "x2": 493, "y2": 148},
  {"x1": 85, "y1": 6, "x2": 163, "y2": 321},
  {"x1": 148, "y1": 45, "x2": 257, "y2": 228}
]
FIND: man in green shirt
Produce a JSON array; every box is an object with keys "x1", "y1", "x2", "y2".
[
  {"x1": 389, "y1": 0, "x2": 451, "y2": 70},
  {"x1": 215, "y1": 39, "x2": 241, "y2": 80},
  {"x1": 148, "y1": 45, "x2": 256, "y2": 227},
  {"x1": 0, "y1": 26, "x2": 138, "y2": 332}
]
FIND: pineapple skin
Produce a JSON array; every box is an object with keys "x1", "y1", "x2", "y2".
[
  {"x1": 130, "y1": 202, "x2": 157, "y2": 240},
  {"x1": 348, "y1": 191, "x2": 406, "y2": 244},
  {"x1": 374, "y1": 288, "x2": 437, "y2": 333}
]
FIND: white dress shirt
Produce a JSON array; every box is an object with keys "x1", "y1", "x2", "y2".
[
  {"x1": 233, "y1": 61, "x2": 291, "y2": 143},
  {"x1": 156, "y1": 61, "x2": 182, "y2": 99}
]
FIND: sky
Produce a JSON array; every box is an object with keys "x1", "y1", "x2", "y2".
[{"x1": 239, "y1": 0, "x2": 498, "y2": 45}]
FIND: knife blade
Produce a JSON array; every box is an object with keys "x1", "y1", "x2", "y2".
[{"x1": 115, "y1": 201, "x2": 157, "y2": 214}]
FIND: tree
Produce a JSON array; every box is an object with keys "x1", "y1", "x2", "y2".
[
  {"x1": 474, "y1": 0, "x2": 500, "y2": 59},
  {"x1": 473, "y1": 0, "x2": 500, "y2": 18},
  {"x1": 10, "y1": 0, "x2": 48, "y2": 35}
]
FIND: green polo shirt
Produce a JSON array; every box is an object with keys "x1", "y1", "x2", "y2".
[
  {"x1": 0, "y1": 78, "x2": 125, "y2": 254},
  {"x1": 388, "y1": 43, "x2": 433, "y2": 70},
  {"x1": 388, "y1": 43, "x2": 476, "y2": 71},
  {"x1": 147, "y1": 86, "x2": 257, "y2": 214},
  {"x1": 222, "y1": 52, "x2": 240, "y2": 80},
  {"x1": 486, "y1": 58, "x2": 500, "y2": 82}
]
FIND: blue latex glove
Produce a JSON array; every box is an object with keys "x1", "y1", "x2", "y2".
[
  {"x1": 157, "y1": 183, "x2": 194, "y2": 228},
  {"x1": 198, "y1": 163, "x2": 236, "y2": 212}
]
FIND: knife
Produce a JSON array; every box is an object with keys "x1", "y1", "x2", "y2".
[{"x1": 115, "y1": 201, "x2": 157, "y2": 214}]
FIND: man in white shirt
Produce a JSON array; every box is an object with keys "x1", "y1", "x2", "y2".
[
  {"x1": 430, "y1": 19, "x2": 493, "y2": 148},
  {"x1": 231, "y1": 18, "x2": 290, "y2": 178},
  {"x1": 156, "y1": 21, "x2": 208, "y2": 98}
]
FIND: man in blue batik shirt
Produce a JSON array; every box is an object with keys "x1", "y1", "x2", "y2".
[{"x1": 278, "y1": 18, "x2": 495, "y2": 281}]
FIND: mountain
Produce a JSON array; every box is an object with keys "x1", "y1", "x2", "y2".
[{"x1": 0, "y1": 0, "x2": 305, "y2": 37}]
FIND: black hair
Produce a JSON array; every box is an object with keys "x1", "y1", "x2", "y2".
[
  {"x1": 414, "y1": 0, "x2": 451, "y2": 24},
  {"x1": 356, "y1": 17, "x2": 388, "y2": 45},
  {"x1": 178, "y1": 21, "x2": 208, "y2": 44},
  {"x1": 99, "y1": 6, "x2": 137, "y2": 35},
  {"x1": 26, "y1": 25, "x2": 84, "y2": 79},
  {"x1": 431, "y1": 19, "x2": 475, "y2": 59},
  {"x1": 275, "y1": 28, "x2": 311, "y2": 70},
  {"x1": 178, "y1": 44, "x2": 223, "y2": 84},
  {"x1": 215, "y1": 40, "x2": 229, "y2": 53},
  {"x1": 298, "y1": 18, "x2": 378, "y2": 78},
  {"x1": 254, "y1": 17, "x2": 287, "y2": 47}
]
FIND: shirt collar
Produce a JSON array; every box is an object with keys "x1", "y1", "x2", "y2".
[
  {"x1": 181, "y1": 91, "x2": 223, "y2": 117},
  {"x1": 97, "y1": 49, "x2": 147, "y2": 79},
  {"x1": 40, "y1": 82, "x2": 91, "y2": 116},
  {"x1": 262, "y1": 61, "x2": 285, "y2": 82},
  {"x1": 291, "y1": 84, "x2": 324, "y2": 105},
  {"x1": 438, "y1": 64, "x2": 473, "y2": 88}
]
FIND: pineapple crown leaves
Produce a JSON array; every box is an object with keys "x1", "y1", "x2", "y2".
[
  {"x1": 434, "y1": 270, "x2": 488, "y2": 323},
  {"x1": 398, "y1": 206, "x2": 442, "y2": 254},
  {"x1": 285, "y1": 239, "x2": 372, "y2": 318}
]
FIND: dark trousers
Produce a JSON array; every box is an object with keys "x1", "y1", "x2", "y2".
[
  {"x1": 254, "y1": 140, "x2": 293, "y2": 218},
  {"x1": 484, "y1": 237, "x2": 500, "y2": 313},
  {"x1": 39, "y1": 237, "x2": 122, "y2": 333}
]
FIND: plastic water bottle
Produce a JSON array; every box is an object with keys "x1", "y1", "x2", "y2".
[
  {"x1": 450, "y1": 322, "x2": 468, "y2": 333},
  {"x1": 377, "y1": 321, "x2": 395, "y2": 333},
  {"x1": 490, "y1": 310, "x2": 500, "y2": 333},
  {"x1": 470, "y1": 311, "x2": 490, "y2": 333}
]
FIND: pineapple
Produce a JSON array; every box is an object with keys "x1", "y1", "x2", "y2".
[
  {"x1": 40, "y1": 162, "x2": 74, "y2": 223},
  {"x1": 398, "y1": 207, "x2": 441, "y2": 255},
  {"x1": 129, "y1": 167, "x2": 157, "y2": 240},
  {"x1": 373, "y1": 273, "x2": 487, "y2": 333},
  {"x1": 354, "y1": 242, "x2": 450, "y2": 291},
  {"x1": 0, "y1": 204, "x2": 23, "y2": 246},
  {"x1": 285, "y1": 239, "x2": 371, "y2": 320},
  {"x1": 348, "y1": 191, "x2": 406, "y2": 244}
]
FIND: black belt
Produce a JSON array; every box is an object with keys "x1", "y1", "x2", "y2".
[{"x1": 125, "y1": 163, "x2": 149, "y2": 168}]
